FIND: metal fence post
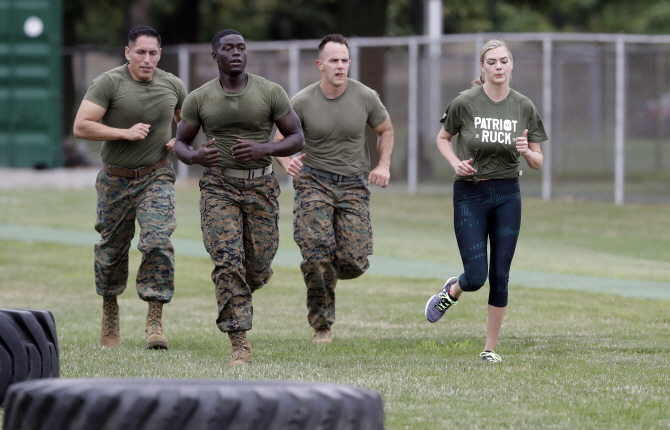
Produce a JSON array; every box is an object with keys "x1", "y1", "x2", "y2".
[
  {"x1": 286, "y1": 43, "x2": 302, "y2": 189},
  {"x1": 349, "y1": 42, "x2": 359, "y2": 81},
  {"x1": 614, "y1": 36, "x2": 626, "y2": 206},
  {"x1": 427, "y1": 1, "x2": 442, "y2": 183},
  {"x1": 474, "y1": 34, "x2": 484, "y2": 76},
  {"x1": 408, "y1": 40, "x2": 419, "y2": 194},
  {"x1": 542, "y1": 36, "x2": 553, "y2": 201},
  {"x1": 288, "y1": 43, "x2": 300, "y2": 97},
  {"x1": 177, "y1": 44, "x2": 190, "y2": 183}
]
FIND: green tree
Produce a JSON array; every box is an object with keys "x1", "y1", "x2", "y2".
[
  {"x1": 63, "y1": 0, "x2": 670, "y2": 139},
  {"x1": 504, "y1": 0, "x2": 670, "y2": 33},
  {"x1": 64, "y1": 0, "x2": 670, "y2": 46}
]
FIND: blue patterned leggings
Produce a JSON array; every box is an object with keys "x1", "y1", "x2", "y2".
[{"x1": 453, "y1": 178, "x2": 521, "y2": 308}]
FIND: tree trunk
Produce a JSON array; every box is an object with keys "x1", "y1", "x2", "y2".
[
  {"x1": 125, "y1": 0, "x2": 152, "y2": 36},
  {"x1": 411, "y1": 0, "x2": 424, "y2": 34},
  {"x1": 158, "y1": 0, "x2": 200, "y2": 45},
  {"x1": 336, "y1": 0, "x2": 389, "y2": 172}
]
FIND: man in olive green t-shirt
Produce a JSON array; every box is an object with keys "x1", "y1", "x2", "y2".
[
  {"x1": 73, "y1": 26, "x2": 186, "y2": 351},
  {"x1": 174, "y1": 29, "x2": 304, "y2": 366},
  {"x1": 275, "y1": 34, "x2": 394, "y2": 344}
]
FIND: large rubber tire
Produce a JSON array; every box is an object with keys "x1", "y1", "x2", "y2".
[
  {"x1": 2, "y1": 378, "x2": 385, "y2": 430},
  {"x1": 0, "y1": 309, "x2": 59, "y2": 407}
]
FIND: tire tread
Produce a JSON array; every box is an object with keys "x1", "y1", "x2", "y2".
[
  {"x1": 0, "y1": 309, "x2": 59, "y2": 406},
  {"x1": 3, "y1": 379, "x2": 384, "y2": 430}
]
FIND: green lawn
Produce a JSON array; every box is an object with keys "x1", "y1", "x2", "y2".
[
  {"x1": 2, "y1": 185, "x2": 670, "y2": 281},
  {"x1": 1, "y1": 186, "x2": 670, "y2": 429}
]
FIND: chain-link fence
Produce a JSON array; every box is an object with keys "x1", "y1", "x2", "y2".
[{"x1": 65, "y1": 33, "x2": 670, "y2": 204}]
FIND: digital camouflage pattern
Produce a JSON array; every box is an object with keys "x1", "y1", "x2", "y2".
[
  {"x1": 199, "y1": 169, "x2": 280, "y2": 333},
  {"x1": 292, "y1": 171, "x2": 373, "y2": 330},
  {"x1": 94, "y1": 165, "x2": 177, "y2": 302}
]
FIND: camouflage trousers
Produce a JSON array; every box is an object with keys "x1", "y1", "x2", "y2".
[
  {"x1": 199, "y1": 168, "x2": 280, "y2": 333},
  {"x1": 94, "y1": 164, "x2": 176, "y2": 303},
  {"x1": 292, "y1": 171, "x2": 373, "y2": 330}
]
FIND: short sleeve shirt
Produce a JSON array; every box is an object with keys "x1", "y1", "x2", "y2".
[
  {"x1": 84, "y1": 64, "x2": 186, "y2": 169},
  {"x1": 292, "y1": 79, "x2": 388, "y2": 176},
  {"x1": 440, "y1": 85, "x2": 548, "y2": 181},
  {"x1": 180, "y1": 73, "x2": 292, "y2": 170}
]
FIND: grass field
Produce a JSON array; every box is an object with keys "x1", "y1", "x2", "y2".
[{"x1": 1, "y1": 185, "x2": 670, "y2": 429}]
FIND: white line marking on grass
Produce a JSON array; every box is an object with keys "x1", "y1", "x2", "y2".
[{"x1": 1, "y1": 223, "x2": 669, "y2": 300}]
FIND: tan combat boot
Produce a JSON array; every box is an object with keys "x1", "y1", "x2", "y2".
[
  {"x1": 145, "y1": 301, "x2": 168, "y2": 350},
  {"x1": 227, "y1": 330, "x2": 252, "y2": 365},
  {"x1": 313, "y1": 327, "x2": 332, "y2": 344},
  {"x1": 100, "y1": 296, "x2": 121, "y2": 347}
]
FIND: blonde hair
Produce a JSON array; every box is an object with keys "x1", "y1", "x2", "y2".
[{"x1": 472, "y1": 39, "x2": 513, "y2": 87}]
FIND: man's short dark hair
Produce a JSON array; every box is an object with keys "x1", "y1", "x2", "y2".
[
  {"x1": 212, "y1": 29, "x2": 243, "y2": 52},
  {"x1": 318, "y1": 34, "x2": 348, "y2": 57},
  {"x1": 128, "y1": 26, "x2": 161, "y2": 47}
]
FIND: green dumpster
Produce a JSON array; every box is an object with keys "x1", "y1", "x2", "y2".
[{"x1": 0, "y1": 0, "x2": 62, "y2": 168}]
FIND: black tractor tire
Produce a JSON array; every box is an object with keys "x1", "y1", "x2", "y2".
[
  {"x1": 2, "y1": 378, "x2": 384, "y2": 430},
  {"x1": 0, "y1": 309, "x2": 59, "y2": 406}
]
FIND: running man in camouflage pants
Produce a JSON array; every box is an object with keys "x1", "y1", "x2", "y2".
[
  {"x1": 73, "y1": 26, "x2": 186, "y2": 350},
  {"x1": 275, "y1": 34, "x2": 394, "y2": 344},
  {"x1": 174, "y1": 29, "x2": 304, "y2": 365}
]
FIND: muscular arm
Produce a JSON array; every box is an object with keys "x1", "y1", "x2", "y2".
[
  {"x1": 273, "y1": 129, "x2": 304, "y2": 176},
  {"x1": 436, "y1": 126, "x2": 476, "y2": 177},
  {"x1": 368, "y1": 115, "x2": 394, "y2": 187},
  {"x1": 165, "y1": 109, "x2": 182, "y2": 151},
  {"x1": 232, "y1": 109, "x2": 305, "y2": 163},
  {"x1": 72, "y1": 99, "x2": 150, "y2": 141},
  {"x1": 173, "y1": 120, "x2": 219, "y2": 167}
]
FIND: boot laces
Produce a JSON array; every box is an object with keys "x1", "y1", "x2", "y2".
[
  {"x1": 231, "y1": 332, "x2": 247, "y2": 358},
  {"x1": 148, "y1": 303, "x2": 161, "y2": 334},
  {"x1": 103, "y1": 299, "x2": 118, "y2": 335}
]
